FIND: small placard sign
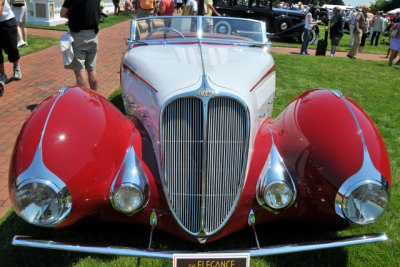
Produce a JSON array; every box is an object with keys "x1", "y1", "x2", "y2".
[{"x1": 173, "y1": 253, "x2": 250, "y2": 267}]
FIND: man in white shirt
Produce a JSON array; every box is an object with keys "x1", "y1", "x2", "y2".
[
  {"x1": 348, "y1": 9, "x2": 358, "y2": 47},
  {"x1": 370, "y1": 11, "x2": 384, "y2": 46},
  {"x1": 187, "y1": 0, "x2": 198, "y2": 15}
]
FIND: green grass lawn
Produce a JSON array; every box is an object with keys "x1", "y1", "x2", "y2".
[
  {"x1": 26, "y1": 14, "x2": 132, "y2": 32},
  {"x1": 1, "y1": 54, "x2": 399, "y2": 266},
  {"x1": 1, "y1": 35, "x2": 59, "y2": 62},
  {"x1": 271, "y1": 25, "x2": 391, "y2": 55}
]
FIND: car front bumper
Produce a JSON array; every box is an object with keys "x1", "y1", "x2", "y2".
[{"x1": 12, "y1": 232, "x2": 388, "y2": 259}]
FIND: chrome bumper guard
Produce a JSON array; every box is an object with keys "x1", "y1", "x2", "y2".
[{"x1": 12, "y1": 233, "x2": 388, "y2": 259}]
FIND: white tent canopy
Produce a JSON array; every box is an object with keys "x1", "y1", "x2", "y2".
[
  {"x1": 321, "y1": 4, "x2": 354, "y2": 10},
  {"x1": 387, "y1": 8, "x2": 400, "y2": 15}
]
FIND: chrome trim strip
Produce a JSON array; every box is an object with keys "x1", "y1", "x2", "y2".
[
  {"x1": 159, "y1": 41, "x2": 251, "y2": 238},
  {"x1": 199, "y1": 41, "x2": 210, "y2": 236},
  {"x1": 337, "y1": 92, "x2": 366, "y2": 147},
  {"x1": 256, "y1": 127, "x2": 297, "y2": 213},
  {"x1": 320, "y1": 88, "x2": 390, "y2": 223},
  {"x1": 160, "y1": 94, "x2": 250, "y2": 237},
  {"x1": 12, "y1": 233, "x2": 388, "y2": 258},
  {"x1": 14, "y1": 90, "x2": 72, "y2": 227},
  {"x1": 249, "y1": 64, "x2": 276, "y2": 92},
  {"x1": 59, "y1": 86, "x2": 72, "y2": 95},
  {"x1": 129, "y1": 16, "x2": 267, "y2": 45},
  {"x1": 122, "y1": 63, "x2": 158, "y2": 92},
  {"x1": 327, "y1": 89, "x2": 343, "y2": 98},
  {"x1": 109, "y1": 128, "x2": 150, "y2": 216},
  {"x1": 335, "y1": 147, "x2": 390, "y2": 222}
]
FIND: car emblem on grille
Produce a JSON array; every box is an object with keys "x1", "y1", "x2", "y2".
[{"x1": 197, "y1": 90, "x2": 214, "y2": 97}]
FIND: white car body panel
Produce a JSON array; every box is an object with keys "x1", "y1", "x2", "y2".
[{"x1": 122, "y1": 42, "x2": 276, "y2": 157}]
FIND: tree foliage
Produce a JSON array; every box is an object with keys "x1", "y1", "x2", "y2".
[{"x1": 370, "y1": 0, "x2": 400, "y2": 13}]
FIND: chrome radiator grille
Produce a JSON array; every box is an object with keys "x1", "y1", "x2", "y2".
[{"x1": 161, "y1": 97, "x2": 248, "y2": 234}]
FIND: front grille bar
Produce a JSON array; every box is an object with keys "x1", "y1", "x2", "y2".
[{"x1": 161, "y1": 96, "x2": 248, "y2": 235}]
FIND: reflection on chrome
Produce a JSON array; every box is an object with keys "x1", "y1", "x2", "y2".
[
  {"x1": 12, "y1": 233, "x2": 388, "y2": 258},
  {"x1": 333, "y1": 89, "x2": 390, "y2": 225},
  {"x1": 13, "y1": 91, "x2": 72, "y2": 227},
  {"x1": 109, "y1": 129, "x2": 150, "y2": 215},
  {"x1": 256, "y1": 128, "x2": 296, "y2": 213},
  {"x1": 335, "y1": 148, "x2": 390, "y2": 225}
]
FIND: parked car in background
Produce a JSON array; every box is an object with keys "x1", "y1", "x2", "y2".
[
  {"x1": 10, "y1": 16, "x2": 391, "y2": 259},
  {"x1": 214, "y1": 0, "x2": 319, "y2": 44}
]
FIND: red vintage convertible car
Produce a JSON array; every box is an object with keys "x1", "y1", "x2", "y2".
[{"x1": 10, "y1": 16, "x2": 390, "y2": 259}]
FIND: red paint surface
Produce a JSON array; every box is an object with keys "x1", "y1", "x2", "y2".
[
  {"x1": 9, "y1": 88, "x2": 391, "y2": 242},
  {"x1": 122, "y1": 63, "x2": 158, "y2": 92},
  {"x1": 249, "y1": 64, "x2": 276, "y2": 92},
  {"x1": 8, "y1": 94, "x2": 58, "y2": 195}
]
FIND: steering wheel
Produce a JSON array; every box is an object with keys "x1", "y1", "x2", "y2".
[{"x1": 144, "y1": 27, "x2": 185, "y2": 40}]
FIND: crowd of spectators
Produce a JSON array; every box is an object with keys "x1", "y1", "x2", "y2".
[
  {"x1": 1, "y1": 0, "x2": 399, "y2": 98},
  {"x1": 294, "y1": 2, "x2": 400, "y2": 66}
]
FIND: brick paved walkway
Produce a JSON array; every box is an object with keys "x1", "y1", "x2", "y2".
[
  {"x1": 0, "y1": 20, "x2": 131, "y2": 217},
  {"x1": 0, "y1": 20, "x2": 388, "y2": 218}
]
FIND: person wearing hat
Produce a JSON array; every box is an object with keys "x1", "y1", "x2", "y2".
[
  {"x1": 370, "y1": 11, "x2": 384, "y2": 46},
  {"x1": 326, "y1": 6, "x2": 344, "y2": 57},
  {"x1": 348, "y1": 8, "x2": 359, "y2": 47},
  {"x1": 347, "y1": 5, "x2": 369, "y2": 59},
  {"x1": 394, "y1": 11, "x2": 400, "y2": 24}
]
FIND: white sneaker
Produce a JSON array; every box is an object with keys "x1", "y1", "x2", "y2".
[
  {"x1": 17, "y1": 40, "x2": 27, "y2": 47},
  {"x1": 13, "y1": 66, "x2": 22, "y2": 80},
  {"x1": 330, "y1": 54, "x2": 335, "y2": 57},
  {"x1": 0, "y1": 73, "x2": 7, "y2": 84}
]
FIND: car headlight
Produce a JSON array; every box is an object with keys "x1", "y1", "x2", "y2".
[
  {"x1": 263, "y1": 181, "x2": 294, "y2": 210},
  {"x1": 112, "y1": 183, "x2": 144, "y2": 213},
  {"x1": 14, "y1": 178, "x2": 72, "y2": 227},
  {"x1": 109, "y1": 142, "x2": 150, "y2": 215},
  {"x1": 256, "y1": 143, "x2": 297, "y2": 213},
  {"x1": 280, "y1": 22, "x2": 288, "y2": 31},
  {"x1": 341, "y1": 181, "x2": 389, "y2": 225}
]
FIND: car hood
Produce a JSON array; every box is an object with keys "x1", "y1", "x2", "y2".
[{"x1": 123, "y1": 42, "x2": 274, "y2": 101}]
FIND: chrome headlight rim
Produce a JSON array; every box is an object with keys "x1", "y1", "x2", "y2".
[
  {"x1": 13, "y1": 177, "x2": 72, "y2": 227},
  {"x1": 280, "y1": 22, "x2": 288, "y2": 31},
  {"x1": 337, "y1": 179, "x2": 390, "y2": 225},
  {"x1": 262, "y1": 180, "x2": 294, "y2": 211},
  {"x1": 111, "y1": 182, "x2": 145, "y2": 215}
]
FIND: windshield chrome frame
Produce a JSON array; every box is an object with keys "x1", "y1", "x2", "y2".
[{"x1": 127, "y1": 16, "x2": 268, "y2": 46}]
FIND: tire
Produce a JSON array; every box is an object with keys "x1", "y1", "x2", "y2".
[
  {"x1": 301, "y1": 29, "x2": 317, "y2": 45},
  {"x1": 275, "y1": 17, "x2": 291, "y2": 33},
  {"x1": 214, "y1": 21, "x2": 232, "y2": 35}
]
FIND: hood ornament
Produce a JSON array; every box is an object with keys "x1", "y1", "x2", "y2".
[{"x1": 197, "y1": 90, "x2": 214, "y2": 97}]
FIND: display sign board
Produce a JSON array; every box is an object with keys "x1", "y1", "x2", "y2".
[{"x1": 173, "y1": 253, "x2": 250, "y2": 267}]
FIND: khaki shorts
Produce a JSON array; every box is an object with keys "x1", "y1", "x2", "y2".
[
  {"x1": 331, "y1": 36, "x2": 342, "y2": 46},
  {"x1": 65, "y1": 30, "x2": 98, "y2": 71}
]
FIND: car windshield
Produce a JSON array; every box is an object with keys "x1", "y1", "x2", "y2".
[{"x1": 130, "y1": 16, "x2": 266, "y2": 44}]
